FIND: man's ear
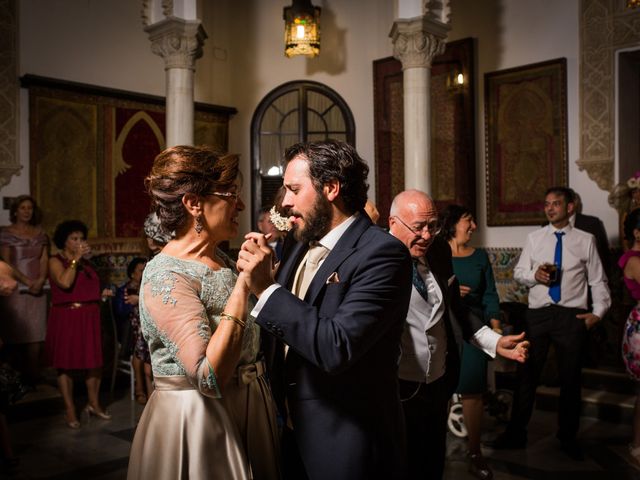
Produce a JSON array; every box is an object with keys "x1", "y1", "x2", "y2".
[
  {"x1": 567, "y1": 201, "x2": 576, "y2": 216},
  {"x1": 323, "y1": 179, "x2": 341, "y2": 202},
  {"x1": 182, "y1": 193, "x2": 201, "y2": 217},
  {"x1": 388, "y1": 216, "x2": 397, "y2": 234}
]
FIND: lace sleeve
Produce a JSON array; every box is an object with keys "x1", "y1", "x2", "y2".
[{"x1": 142, "y1": 270, "x2": 221, "y2": 398}]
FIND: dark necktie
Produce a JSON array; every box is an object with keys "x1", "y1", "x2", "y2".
[
  {"x1": 412, "y1": 260, "x2": 429, "y2": 302},
  {"x1": 548, "y1": 231, "x2": 564, "y2": 303}
]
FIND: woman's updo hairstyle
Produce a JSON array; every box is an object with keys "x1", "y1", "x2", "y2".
[{"x1": 145, "y1": 145, "x2": 240, "y2": 235}]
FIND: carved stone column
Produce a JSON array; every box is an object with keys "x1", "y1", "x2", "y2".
[
  {"x1": 145, "y1": 18, "x2": 206, "y2": 147},
  {"x1": 390, "y1": 10, "x2": 449, "y2": 193}
]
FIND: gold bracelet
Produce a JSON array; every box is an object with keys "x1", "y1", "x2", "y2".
[
  {"x1": 220, "y1": 312, "x2": 246, "y2": 329},
  {"x1": 69, "y1": 259, "x2": 78, "y2": 270}
]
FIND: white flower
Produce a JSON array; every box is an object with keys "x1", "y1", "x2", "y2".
[
  {"x1": 628, "y1": 177, "x2": 640, "y2": 189},
  {"x1": 269, "y1": 206, "x2": 292, "y2": 232}
]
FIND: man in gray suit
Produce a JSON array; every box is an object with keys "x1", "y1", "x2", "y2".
[{"x1": 388, "y1": 189, "x2": 529, "y2": 480}]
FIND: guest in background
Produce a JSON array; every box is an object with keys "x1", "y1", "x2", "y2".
[
  {"x1": 569, "y1": 189, "x2": 611, "y2": 276},
  {"x1": 128, "y1": 146, "x2": 280, "y2": 480},
  {"x1": 493, "y1": 187, "x2": 611, "y2": 460},
  {"x1": 45, "y1": 220, "x2": 113, "y2": 429},
  {"x1": 257, "y1": 206, "x2": 284, "y2": 261},
  {"x1": 388, "y1": 190, "x2": 527, "y2": 480},
  {"x1": 619, "y1": 208, "x2": 640, "y2": 465},
  {"x1": 114, "y1": 257, "x2": 151, "y2": 405},
  {"x1": 440, "y1": 204, "x2": 501, "y2": 480},
  {"x1": 0, "y1": 195, "x2": 49, "y2": 386}
]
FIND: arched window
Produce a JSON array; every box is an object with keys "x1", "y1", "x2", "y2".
[{"x1": 250, "y1": 81, "x2": 355, "y2": 223}]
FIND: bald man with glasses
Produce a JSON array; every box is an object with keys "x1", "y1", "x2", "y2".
[{"x1": 388, "y1": 189, "x2": 529, "y2": 480}]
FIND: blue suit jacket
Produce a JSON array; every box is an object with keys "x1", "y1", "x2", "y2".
[{"x1": 257, "y1": 212, "x2": 412, "y2": 480}]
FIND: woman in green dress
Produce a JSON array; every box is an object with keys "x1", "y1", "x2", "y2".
[
  {"x1": 127, "y1": 146, "x2": 280, "y2": 480},
  {"x1": 440, "y1": 205, "x2": 502, "y2": 480}
]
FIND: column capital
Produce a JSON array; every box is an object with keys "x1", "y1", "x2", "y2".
[
  {"x1": 145, "y1": 17, "x2": 207, "y2": 70},
  {"x1": 390, "y1": 16, "x2": 450, "y2": 69}
]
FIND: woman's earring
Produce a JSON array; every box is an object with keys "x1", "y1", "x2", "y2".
[{"x1": 194, "y1": 215, "x2": 203, "y2": 235}]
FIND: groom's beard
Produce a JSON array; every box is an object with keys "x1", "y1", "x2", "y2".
[{"x1": 293, "y1": 193, "x2": 332, "y2": 245}]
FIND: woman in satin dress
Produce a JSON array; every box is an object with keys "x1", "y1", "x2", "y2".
[
  {"x1": 127, "y1": 146, "x2": 280, "y2": 480},
  {"x1": 0, "y1": 195, "x2": 49, "y2": 385}
]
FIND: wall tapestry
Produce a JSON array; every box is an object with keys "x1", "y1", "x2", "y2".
[
  {"x1": 484, "y1": 58, "x2": 567, "y2": 226},
  {"x1": 22, "y1": 75, "x2": 236, "y2": 253}
]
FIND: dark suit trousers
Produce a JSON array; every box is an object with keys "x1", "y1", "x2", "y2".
[
  {"x1": 508, "y1": 305, "x2": 587, "y2": 441},
  {"x1": 399, "y1": 376, "x2": 450, "y2": 480}
]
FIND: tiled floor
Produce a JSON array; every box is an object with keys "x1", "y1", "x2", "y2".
[{"x1": 1, "y1": 378, "x2": 639, "y2": 479}]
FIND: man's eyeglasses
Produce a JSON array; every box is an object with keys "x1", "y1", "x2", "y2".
[
  {"x1": 393, "y1": 215, "x2": 441, "y2": 237},
  {"x1": 205, "y1": 191, "x2": 240, "y2": 201}
]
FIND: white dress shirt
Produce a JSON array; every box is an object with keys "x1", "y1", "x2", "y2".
[
  {"x1": 398, "y1": 259, "x2": 500, "y2": 384},
  {"x1": 514, "y1": 224, "x2": 611, "y2": 318}
]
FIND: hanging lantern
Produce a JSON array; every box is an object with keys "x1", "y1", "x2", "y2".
[{"x1": 283, "y1": 0, "x2": 321, "y2": 58}]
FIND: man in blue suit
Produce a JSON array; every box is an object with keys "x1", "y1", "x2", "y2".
[{"x1": 238, "y1": 140, "x2": 412, "y2": 480}]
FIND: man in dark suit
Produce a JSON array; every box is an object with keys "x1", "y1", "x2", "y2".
[
  {"x1": 571, "y1": 190, "x2": 611, "y2": 275},
  {"x1": 388, "y1": 189, "x2": 529, "y2": 480},
  {"x1": 238, "y1": 140, "x2": 413, "y2": 480}
]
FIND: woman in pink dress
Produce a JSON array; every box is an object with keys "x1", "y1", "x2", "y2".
[
  {"x1": 621, "y1": 208, "x2": 640, "y2": 465},
  {"x1": 0, "y1": 195, "x2": 49, "y2": 385},
  {"x1": 45, "y1": 220, "x2": 112, "y2": 429}
]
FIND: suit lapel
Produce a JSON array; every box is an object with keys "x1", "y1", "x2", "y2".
[
  {"x1": 305, "y1": 212, "x2": 371, "y2": 303},
  {"x1": 276, "y1": 241, "x2": 306, "y2": 290}
]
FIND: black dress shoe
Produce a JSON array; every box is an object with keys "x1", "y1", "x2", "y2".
[
  {"x1": 560, "y1": 439, "x2": 584, "y2": 461},
  {"x1": 485, "y1": 431, "x2": 527, "y2": 449},
  {"x1": 468, "y1": 453, "x2": 493, "y2": 480}
]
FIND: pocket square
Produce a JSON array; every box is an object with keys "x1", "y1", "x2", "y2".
[
  {"x1": 447, "y1": 275, "x2": 456, "y2": 286},
  {"x1": 326, "y1": 272, "x2": 340, "y2": 284}
]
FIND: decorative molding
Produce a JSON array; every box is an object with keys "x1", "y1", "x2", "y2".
[
  {"x1": 390, "y1": 16, "x2": 450, "y2": 70},
  {"x1": 0, "y1": 0, "x2": 22, "y2": 188},
  {"x1": 145, "y1": 17, "x2": 206, "y2": 70},
  {"x1": 161, "y1": 0, "x2": 174, "y2": 17},
  {"x1": 579, "y1": 0, "x2": 640, "y2": 191}
]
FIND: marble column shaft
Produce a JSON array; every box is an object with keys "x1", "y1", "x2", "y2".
[
  {"x1": 391, "y1": 16, "x2": 449, "y2": 194},
  {"x1": 146, "y1": 18, "x2": 206, "y2": 147}
]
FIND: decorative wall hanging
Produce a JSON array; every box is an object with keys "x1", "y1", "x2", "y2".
[
  {"x1": 484, "y1": 58, "x2": 568, "y2": 226},
  {"x1": 22, "y1": 75, "x2": 236, "y2": 252},
  {"x1": 373, "y1": 38, "x2": 476, "y2": 225}
]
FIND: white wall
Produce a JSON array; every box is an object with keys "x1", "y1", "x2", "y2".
[
  {"x1": 5, "y1": 0, "x2": 617, "y2": 249},
  {"x1": 223, "y1": 0, "x2": 395, "y2": 239},
  {"x1": 449, "y1": 0, "x2": 617, "y2": 247}
]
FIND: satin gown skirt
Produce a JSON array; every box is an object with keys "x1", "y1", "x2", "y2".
[{"x1": 127, "y1": 363, "x2": 281, "y2": 480}]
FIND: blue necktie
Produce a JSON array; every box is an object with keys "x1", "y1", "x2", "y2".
[
  {"x1": 412, "y1": 260, "x2": 429, "y2": 302},
  {"x1": 548, "y1": 231, "x2": 564, "y2": 303}
]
